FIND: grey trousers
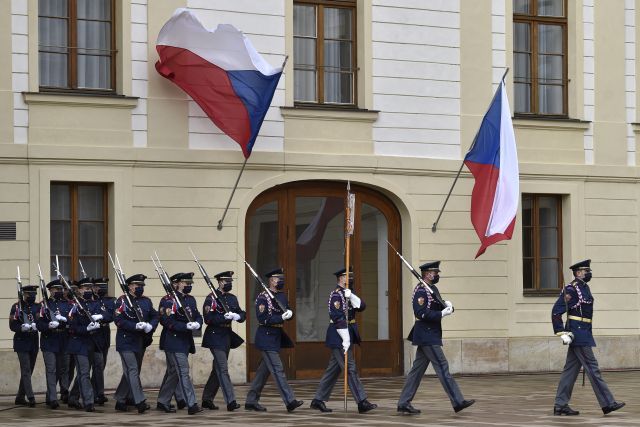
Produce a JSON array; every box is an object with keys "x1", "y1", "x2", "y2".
[
  {"x1": 202, "y1": 348, "x2": 235, "y2": 404},
  {"x1": 246, "y1": 350, "x2": 296, "y2": 406},
  {"x1": 398, "y1": 345, "x2": 465, "y2": 408},
  {"x1": 114, "y1": 351, "x2": 145, "y2": 405},
  {"x1": 158, "y1": 352, "x2": 185, "y2": 404},
  {"x1": 16, "y1": 351, "x2": 37, "y2": 400},
  {"x1": 73, "y1": 355, "x2": 94, "y2": 407},
  {"x1": 554, "y1": 345, "x2": 615, "y2": 408},
  {"x1": 43, "y1": 351, "x2": 69, "y2": 403},
  {"x1": 69, "y1": 340, "x2": 104, "y2": 402},
  {"x1": 157, "y1": 352, "x2": 196, "y2": 407},
  {"x1": 314, "y1": 348, "x2": 366, "y2": 404}
]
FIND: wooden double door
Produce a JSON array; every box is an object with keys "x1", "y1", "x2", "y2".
[{"x1": 245, "y1": 181, "x2": 402, "y2": 380}]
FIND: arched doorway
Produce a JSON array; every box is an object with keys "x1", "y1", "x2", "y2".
[{"x1": 245, "y1": 181, "x2": 402, "y2": 379}]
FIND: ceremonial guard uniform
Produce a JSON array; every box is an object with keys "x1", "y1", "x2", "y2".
[
  {"x1": 36, "y1": 279, "x2": 73, "y2": 409},
  {"x1": 91, "y1": 277, "x2": 115, "y2": 405},
  {"x1": 157, "y1": 272, "x2": 203, "y2": 415},
  {"x1": 156, "y1": 292, "x2": 186, "y2": 412},
  {"x1": 311, "y1": 268, "x2": 377, "y2": 414},
  {"x1": 245, "y1": 268, "x2": 303, "y2": 412},
  {"x1": 201, "y1": 271, "x2": 245, "y2": 411},
  {"x1": 9, "y1": 284, "x2": 40, "y2": 407},
  {"x1": 113, "y1": 274, "x2": 157, "y2": 413},
  {"x1": 397, "y1": 261, "x2": 474, "y2": 414},
  {"x1": 552, "y1": 259, "x2": 625, "y2": 416}
]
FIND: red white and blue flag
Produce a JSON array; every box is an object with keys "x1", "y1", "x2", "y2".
[
  {"x1": 155, "y1": 9, "x2": 283, "y2": 158},
  {"x1": 463, "y1": 80, "x2": 519, "y2": 258}
]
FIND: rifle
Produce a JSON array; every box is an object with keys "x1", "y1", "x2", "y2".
[
  {"x1": 108, "y1": 252, "x2": 144, "y2": 323},
  {"x1": 37, "y1": 264, "x2": 52, "y2": 321},
  {"x1": 386, "y1": 240, "x2": 448, "y2": 307},
  {"x1": 79, "y1": 259, "x2": 88, "y2": 279},
  {"x1": 241, "y1": 257, "x2": 287, "y2": 312},
  {"x1": 151, "y1": 252, "x2": 193, "y2": 323},
  {"x1": 189, "y1": 247, "x2": 230, "y2": 313},
  {"x1": 16, "y1": 266, "x2": 28, "y2": 323},
  {"x1": 54, "y1": 255, "x2": 90, "y2": 319}
]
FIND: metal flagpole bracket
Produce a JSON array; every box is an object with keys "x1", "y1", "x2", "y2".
[{"x1": 217, "y1": 157, "x2": 249, "y2": 230}]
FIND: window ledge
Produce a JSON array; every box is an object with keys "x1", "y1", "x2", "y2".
[
  {"x1": 513, "y1": 116, "x2": 591, "y2": 131},
  {"x1": 280, "y1": 105, "x2": 379, "y2": 123},
  {"x1": 23, "y1": 92, "x2": 139, "y2": 109},
  {"x1": 523, "y1": 289, "x2": 561, "y2": 297}
]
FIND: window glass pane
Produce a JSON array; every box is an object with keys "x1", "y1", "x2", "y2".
[
  {"x1": 294, "y1": 37, "x2": 316, "y2": 67},
  {"x1": 79, "y1": 222, "x2": 104, "y2": 256},
  {"x1": 293, "y1": 4, "x2": 316, "y2": 37},
  {"x1": 515, "y1": 83, "x2": 531, "y2": 113},
  {"x1": 540, "y1": 259, "x2": 559, "y2": 288},
  {"x1": 324, "y1": 71, "x2": 353, "y2": 104},
  {"x1": 77, "y1": 21, "x2": 110, "y2": 52},
  {"x1": 78, "y1": 186, "x2": 104, "y2": 221},
  {"x1": 514, "y1": 23, "x2": 530, "y2": 51},
  {"x1": 52, "y1": 256, "x2": 72, "y2": 281},
  {"x1": 538, "y1": 24, "x2": 563, "y2": 54},
  {"x1": 538, "y1": 196, "x2": 558, "y2": 226},
  {"x1": 538, "y1": 0, "x2": 564, "y2": 17},
  {"x1": 539, "y1": 228, "x2": 558, "y2": 257},
  {"x1": 79, "y1": 257, "x2": 103, "y2": 278},
  {"x1": 538, "y1": 55, "x2": 562, "y2": 83},
  {"x1": 523, "y1": 259, "x2": 534, "y2": 289},
  {"x1": 539, "y1": 85, "x2": 563, "y2": 114},
  {"x1": 40, "y1": 53, "x2": 68, "y2": 87},
  {"x1": 324, "y1": 8, "x2": 352, "y2": 39},
  {"x1": 77, "y1": 55, "x2": 111, "y2": 89},
  {"x1": 514, "y1": 53, "x2": 530, "y2": 82},
  {"x1": 51, "y1": 221, "x2": 71, "y2": 254},
  {"x1": 40, "y1": 0, "x2": 68, "y2": 17},
  {"x1": 77, "y1": 0, "x2": 111, "y2": 20},
  {"x1": 324, "y1": 40, "x2": 352, "y2": 71},
  {"x1": 39, "y1": 17, "x2": 68, "y2": 51},
  {"x1": 513, "y1": 0, "x2": 530, "y2": 14},
  {"x1": 523, "y1": 227, "x2": 533, "y2": 257},
  {"x1": 294, "y1": 69, "x2": 317, "y2": 102},
  {"x1": 522, "y1": 195, "x2": 532, "y2": 225},
  {"x1": 51, "y1": 184, "x2": 71, "y2": 220},
  {"x1": 294, "y1": 197, "x2": 344, "y2": 342}
]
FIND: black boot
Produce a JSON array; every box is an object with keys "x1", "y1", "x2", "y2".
[
  {"x1": 188, "y1": 404, "x2": 203, "y2": 415},
  {"x1": 28, "y1": 398, "x2": 36, "y2": 408},
  {"x1": 202, "y1": 400, "x2": 218, "y2": 410},
  {"x1": 397, "y1": 403, "x2": 421, "y2": 414},
  {"x1": 227, "y1": 401, "x2": 240, "y2": 411},
  {"x1": 137, "y1": 401, "x2": 149, "y2": 414},
  {"x1": 14, "y1": 396, "x2": 27, "y2": 406},
  {"x1": 603, "y1": 401, "x2": 625, "y2": 415},
  {"x1": 244, "y1": 402, "x2": 267, "y2": 412},
  {"x1": 357, "y1": 399, "x2": 377, "y2": 414},
  {"x1": 286, "y1": 400, "x2": 304, "y2": 413},
  {"x1": 84, "y1": 404, "x2": 95, "y2": 412},
  {"x1": 156, "y1": 402, "x2": 176, "y2": 413},
  {"x1": 553, "y1": 404, "x2": 579, "y2": 416},
  {"x1": 115, "y1": 401, "x2": 128, "y2": 412},
  {"x1": 177, "y1": 399, "x2": 187, "y2": 410},
  {"x1": 310, "y1": 399, "x2": 332, "y2": 413},
  {"x1": 49, "y1": 400, "x2": 60, "y2": 410},
  {"x1": 454, "y1": 399, "x2": 475, "y2": 413}
]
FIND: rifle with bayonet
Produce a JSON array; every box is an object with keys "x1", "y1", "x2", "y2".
[
  {"x1": 37, "y1": 264, "x2": 52, "y2": 321},
  {"x1": 79, "y1": 259, "x2": 88, "y2": 279},
  {"x1": 189, "y1": 247, "x2": 230, "y2": 313},
  {"x1": 54, "y1": 255, "x2": 91, "y2": 319},
  {"x1": 241, "y1": 257, "x2": 287, "y2": 312},
  {"x1": 386, "y1": 240, "x2": 448, "y2": 307},
  {"x1": 15, "y1": 266, "x2": 29, "y2": 323},
  {"x1": 151, "y1": 252, "x2": 193, "y2": 323}
]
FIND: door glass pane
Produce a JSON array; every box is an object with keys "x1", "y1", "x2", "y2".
[
  {"x1": 539, "y1": 227, "x2": 558, "y2": 257},
  {"x1": 360, "y1": 203, "x2": 389, "y2": 340},
  {"x1": 79, "y1": 221, "x2": 104, "y2": 256},
  {"x1": 538, "y1": 196, "x2": 558, "y2": 226},
  {"x1": 294, "y1": 196, "x2": 344, "y2": 342},
  {"x1": 540, "y1": 258, "x2": 559, "y2": 288},
  {"x1": 247, "y1": 201, "x2": 279, "y2": 343},
  {"x1": 78, "y1": 185, "x2": 104, "y2": 220},
  {"x1": 51, "y1": 184, "x2": 71, "y2": 220}
]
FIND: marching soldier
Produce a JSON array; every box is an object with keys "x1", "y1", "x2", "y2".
[
  {"x1": 156, "y1": 272, "x2": 203, "y2": 415},
  {"x1": 62, "y1": 282, "x2": 78, "y2": 402},
  {"x1": 397, "y1": 261, "x2": 475, "y2": 414},
  {"x1": 201, "y1": 271, "x2": 245, "y2": 411},
  {"x1": 113, "y1": 274, "x2": 157, "y2": 413},
  {"x1": 310, "y1": 267, "x2": 377, "y2": 414},
  {"x1": 9, "y1": 283, "x2": 40, "y2": 407},
  {"x1": 91, "y1": 277, "x2": 115, "y2": 405},
  {"x1": 36, "y1": 279, "x2": 72, "y2": 409},
  {"x1": 156, "y1": 288, "x2": 186, "y2": 413},
  {"x1": 244, "y1": 268, "x2": 303, "y2": 412},
  {"x1": 552, "y1": 259, "x2": 626, "y2": 416}
]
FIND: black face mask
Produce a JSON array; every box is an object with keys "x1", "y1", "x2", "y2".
[
  {"x1": 275, "y1": 279, "x2": 285, "y2": 290},
  {"x1": 348, "y1": 277, "x2": 354, "y2": 286},
  {"x1": 431, "y1": 275, "x2": 440, "y2": 285},
  {"x1": 183, "y1": 285, "x2": 193, "y2": 294},
  {"x1": 582, "y1": 272, "x2": 592, "y2": 283},
  {"x1": 134, "y1": 287, "x2": 144, "y2": 297},
  {"x1": 97, "y1": 287, "x2": 107, "y2": 297},
  {"x1": 53, "y1": 291, "x2": 64, "y2": 300},
  {"x1": 25, "y1": 294, "x2": 36, "y2": 305},
  {"x1": 222, "y1": 281, "x2": 232, "y2": 293},
  {"x1": 82, "y1": 290, "x2": 94, "y2": 300}
]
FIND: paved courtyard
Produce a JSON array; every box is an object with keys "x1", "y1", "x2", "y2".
[{"x1": 1, "y1": 370, "x2": 638, "y2": 426}]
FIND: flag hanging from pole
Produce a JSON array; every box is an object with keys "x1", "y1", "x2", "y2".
[
  {"x1": 463, "y1": 80, "x2": 519, "y2": 258},
  {"x1": 155, "y1": 8, "x2": 283, "y2": 158},
  {"x1": 346, "y1": 182, "x2": 355, "y2": 236}
]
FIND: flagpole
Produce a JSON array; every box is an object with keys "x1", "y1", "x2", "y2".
[
  {"x1": 217, "y1": 157, "x2": 248, "y2": 230},
  {"x1": 343, "y1": 181, "x2": 354, "y2": 412},
  {"x1": 431, "y1": 67, "x2": 509, "y2": 233}
]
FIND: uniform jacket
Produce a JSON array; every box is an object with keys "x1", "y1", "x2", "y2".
[
  {"x1": 202, "y1": 291, "x2": 246, "y2": 350},
  {"x1": 159, "y1": 293, "x2": 202, "y2": 354},
  {"x1": 325, "y1": 286, "x2": 366, "y2": 349},
  {"x1": 67, "y1": 299, "x2": 95, "y2": 356},
  {"x1": 552, "y1": 279, "x2": 596, "y2": 347},
  {"x1": 254, "y1": 290, "x2": 294, "y2": 351},
  {"x1": 9, "y1": 301, "x2": 40, "y2": 353},
  {"x1": 94, "y1": 296, "x2": 116, "y2": 349},
  {"x1": 114, "y1": 294, "x2": 158, "y2": 354},
  {"x1": 36, "y1": 297, "x2": 72, "y2": 353},
  {"x1": 408, "y1": 283, "x2": 446, "y2": 346}
]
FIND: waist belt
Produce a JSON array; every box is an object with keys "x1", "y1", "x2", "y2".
[
  {"x1": 330, "y1": 320, "x2": 356, "y2": 324},
  {"x1": 260, "y1": 324, "x2": 283, "y2": 328},
  {"x1": 568, "y1": 315, "x2": 591, "y2": 323},
  {"x1": 219, "y1": 324, "x2": 231, "y2": 328}
]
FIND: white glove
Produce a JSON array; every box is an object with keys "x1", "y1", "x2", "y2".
[
  {"x1": 91, "y1": 314, "x2": 103, "y2": 322},
  {"x1": 31, "y1": 323, "x2": 38, "y2": 331},
  {"x1": 282, "y1": 309, "x2": 293, "y2": 320},
  {"x1": 55, "y1": 314, "x2": 67, "y2": 322},
  {"x1": 187, "y1": 321, "x2": 201, "y2": 330},
  {"x1": 445, "y1": 300, "x2": 453, "y2": 308},
  {"x1": 143, "y1": 322, "x2": 152, "y2": 333},
  {"x1": 336, "y1": 328, "x2": 351, "y2": 353},
  {"x1": 48, "y1": 320, "x2": 60, "y2": 329},
  {"x1": 86, "y1": 322, "x2": 98, "y2": 331},
  {"x1": 135, "y1": 322, "x2": 146, "y2": 330},
  {"x1": 224, "y1": 312, "x2": 234, "y2": 320},
  {"x1": 349, "y1": 293, "x2": 362, "y2": 309},
  {"x1": 21, "y1": 323, "x2": 31, "y2": 332},
  {"x1": 560, "y1": 332, "x2": 574, "y2": 345},
  {"x1": 441, "y1": 306, "x2": 453, "y2": 317},
  {"x1": 344, "y1": 288, "x2": 352, "y2": 298}
]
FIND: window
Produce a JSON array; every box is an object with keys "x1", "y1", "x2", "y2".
[
  {"x1": 293, "y1": 0, "x2": 356, "y2": 105},
  {"x1": 522, "y1": 194, "x2": 563, "y2": 293},
  {"x1": 50, "y1": 182, "x2": 108, "y2": 280},
  {"x1": 39, "y1": 0, "x2": 116, "y2": 91},
  {"x1": 513, "y1": 0, "x2": 567, "y2": 115}
]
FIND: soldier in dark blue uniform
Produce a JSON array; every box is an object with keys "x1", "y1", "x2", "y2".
[
  {"x1": 397, "y1": 261, "x2": 474, "y2": 414},
  {"x1": 9, "y1": 284, "x2": 40, "y2": 407},
  {"x1": 245, "y1": 268, "x2": 303, "y2": 412},
  {"x1": 113, "y1": 274, "x2": 157, "y2": 413},
  {"x1": 36, "y1": 279, "x2": 73, "y2": 409},
  {"x1": 156, "y1": 291, "x2": 186, "y2": 412},
  {"x1": 91, "y1": 277, "x2": 115, "y2": 405},
  {"x1": 201, "y1": 271, "x2": 245, "y2": 411},
  {"x1": 552, "y1": 259, "x2": 625, "y2": 416},
  {"x1": 310, "y1": 267, "x2": 377, "y2": 413},
  {"x1": 156, "y1": 272, "x2": 203, "y2": 415}
]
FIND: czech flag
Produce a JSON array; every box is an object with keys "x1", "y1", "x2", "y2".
[
  {"x1": 155, "y1": 9, "x2": 283, "y2": 158},
  {"x1": 463, "y1": 80, "x2": 519, "y2": 258}
]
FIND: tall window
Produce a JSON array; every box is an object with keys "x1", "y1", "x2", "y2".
[
  {"x1": 50, "y1": 183, "x2": 108, "y2": 280},
  {"x1": 294, "y1": 0, "x2": 356, "y2": 105},
  {"x1": 513, "y1": 0, "x2": 567, "y2": 115},
  {"x1": 522, "y1": 194, "x2": 563, "y2": 293},
  {"x1": 39, "y1": 0, "x2": 116, "y2": 91}
]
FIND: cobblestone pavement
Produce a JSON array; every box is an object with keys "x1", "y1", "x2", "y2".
[{"x1": 0, "y1": 371, "x2": 638, "y2": 426}]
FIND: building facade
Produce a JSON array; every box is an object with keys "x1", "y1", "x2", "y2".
[{"x1": 1, "y1": 0, "x2": 639, "y2": 394}]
